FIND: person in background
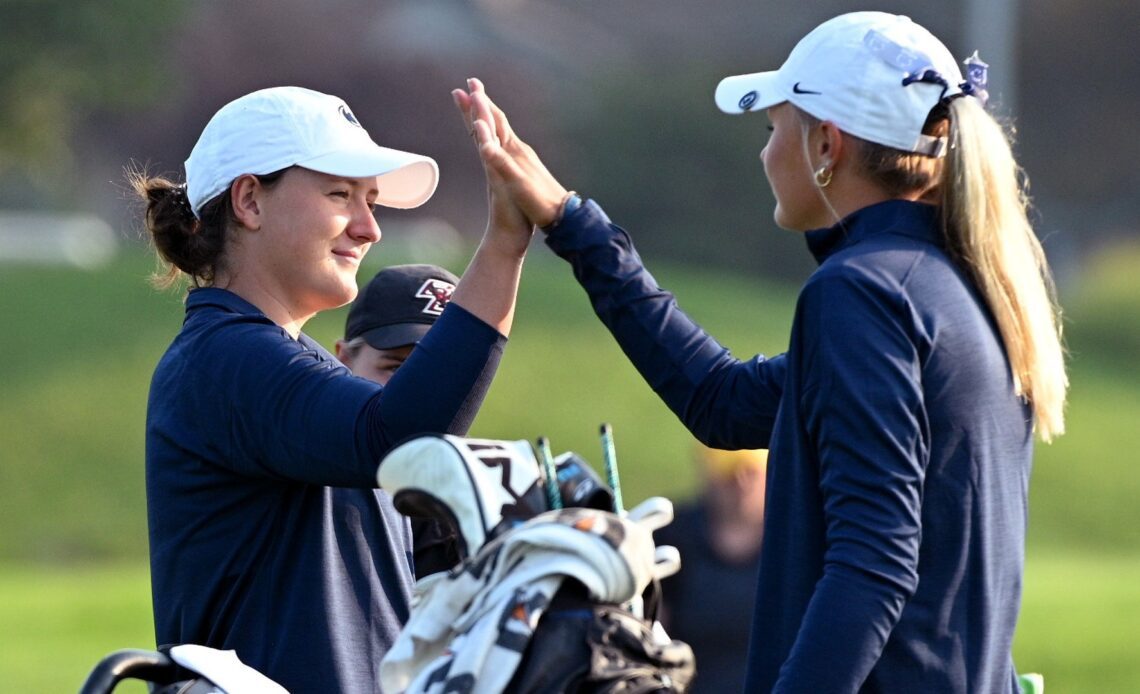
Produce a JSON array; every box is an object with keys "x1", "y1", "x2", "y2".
[
  {"x1": 134, "y1": 85, "x2": 532, "y2": 693},
  {"x1": 452, "y1": 9, "x2": 1068, "y2": 691},
  {"x1": 655, "y1": 445, "x2": 766, "y2": 693},
  {"x1": 335, "y1": 263, "x2": 465, "y2": 577}
]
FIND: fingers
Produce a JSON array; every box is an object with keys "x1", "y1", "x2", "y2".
[
  {"x1": 473, "y1": 120, "x2": 522, "y2": 183},
  {"x1": 487, "y1": 98, "x2": 515, "y2": 147},
  {"x1": 469, "y1": 91, "x2": 501, "y2": 148},
  {"x1": 468, "y1": 78, "x2": 514, "y2": 144},
  {"x1": 454, "y1": 78, "x2": 569, "y2": 228},
  {"x1": 451, "y1": 89, "x2": 471, "y2": 128},
  {"x1": 460, "y1": 79, "x2": 517, "y2": 149}
]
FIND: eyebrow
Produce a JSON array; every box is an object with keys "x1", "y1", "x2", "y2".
[{"x1": 325, "y1": 174, "x2": 380, "y2": 197}]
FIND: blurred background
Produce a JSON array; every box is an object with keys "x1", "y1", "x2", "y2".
[{"x1": 1, "y1": 0, "x2": 1138, "y2": 691}]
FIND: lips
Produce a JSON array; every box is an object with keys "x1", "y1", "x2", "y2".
[{"x1": 332, "y1": 248, "x2": 363, "y2": 264}]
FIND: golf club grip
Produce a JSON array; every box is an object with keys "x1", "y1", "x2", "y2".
[{"x1": 78, "y1": 649, "x2": 180, "y2": 694}]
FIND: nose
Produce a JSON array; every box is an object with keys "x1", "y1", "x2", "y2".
[{"x1": 349, "y1": 205, "x2": 381, "y2": 244}]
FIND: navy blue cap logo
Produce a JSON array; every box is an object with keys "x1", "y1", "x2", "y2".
[
  {"x1": 738, "y1": 90, "x2": 759, "y2": 111},
  {"x1": 792, "y1": 82, "x2": 822, "y2": 95},
  {"x1": 338, "y1": 104, "x2": 362, "y2": 127}
]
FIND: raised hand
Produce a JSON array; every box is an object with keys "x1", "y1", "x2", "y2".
[{"x1": 452, "y1": 78, "x2": 571, "y2": 230}]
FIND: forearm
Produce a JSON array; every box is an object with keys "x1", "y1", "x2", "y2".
[
  {"x1": 545, "y1": 199, "x2": 783, "y2": 448},
  {"x1": 774, "y1": 565, "x2": 908, "y2": 693},
  {"x1": 368, "y1": 303, "x2": 506, "y2": 452},
  {"x1": 449, "y1": 228, "x2": 527, "y2": 337}
]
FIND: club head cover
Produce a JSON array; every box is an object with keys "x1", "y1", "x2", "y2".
[{"x1": 377, "y1": 435, "x2": 549, "y2": 560}]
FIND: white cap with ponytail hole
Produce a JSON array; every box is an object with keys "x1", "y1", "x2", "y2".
[{"x1": 715, "y1": 12, "x2": 967, "y2": 157}]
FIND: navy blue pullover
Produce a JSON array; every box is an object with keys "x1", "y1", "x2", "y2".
[
  {"x1": 546, "y1": 199, "x2": 1033, "y2": 693},
  {"x1": 146, "y1": 288, "x2": 504, "y2": 693}
]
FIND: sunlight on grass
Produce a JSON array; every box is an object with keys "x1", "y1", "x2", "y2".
[
  {"x1": 0, "y1": 552, "x2": 1135, "y2": 692},
  {"x1": 1015, "y1": 552, "x2": 1140, "y2": 692},
  {"x1": 0, "y1": 565, "x2": 152, "y2": 693}
]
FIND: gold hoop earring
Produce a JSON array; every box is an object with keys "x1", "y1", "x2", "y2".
[{"x1": 814, "y1": 166, "x2": 833, "y2": 188}]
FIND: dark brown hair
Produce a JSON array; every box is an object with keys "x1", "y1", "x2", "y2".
[{"x1": 128, "y1": 168, "x2": 290, "y2": 288}]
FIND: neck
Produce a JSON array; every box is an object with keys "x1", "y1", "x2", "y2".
[
  {"x1": 809, "y1": 168, "x2": 925, "y2": 231},
  {"x1": 215, "y1": 271, "x2": 312, "y2": 338}
]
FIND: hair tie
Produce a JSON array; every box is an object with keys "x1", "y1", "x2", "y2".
[
  {"x1": 902, "y1": 68, "x2": 950, "y2": 100},
  {"x1": 174, "y1": 184, "x2": 198, "y2": 223}
]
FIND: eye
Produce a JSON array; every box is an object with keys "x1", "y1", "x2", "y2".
[{"x1": 330, "y1": 190, "x2": 350, "y2": 199}]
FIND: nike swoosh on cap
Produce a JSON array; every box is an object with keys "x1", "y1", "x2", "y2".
[{"x1": 792, "y1": 82, "x2": 822, "y2": 95}]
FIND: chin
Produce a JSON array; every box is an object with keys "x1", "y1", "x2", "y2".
[
  {"x1": 317, "y1": 284, "x2": 358, "y2": 313},
  {"x1": 772, "y1": 207, "x2": 796, "y2": 231},
  {"x1": 335, "y1": 272, "x2": 360, "y2": 304},
  {"x1": 773, "y1": 206, "x2": 813, "y2": 233}
]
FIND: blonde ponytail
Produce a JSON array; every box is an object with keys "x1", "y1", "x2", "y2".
[{"x1": 940, "y1": 97, "x2": 1068, "y2": 441}]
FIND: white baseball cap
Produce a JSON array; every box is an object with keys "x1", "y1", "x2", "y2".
[
  {"x1": 714, "y1": 12, "x2": 964, "y2": 156},
  {"x1": 185, "y1": 86, "x2": 439, "y2": 217}
]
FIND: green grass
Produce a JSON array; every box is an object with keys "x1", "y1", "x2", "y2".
[
  {"x1": 0, "y1": 553, "x2": 1135, "y2": 692},
  {"x1": 0, "y1": 564, "x2": 152, "y2": 693},
  {"x1": 1014, "y1": 553, "x2": 1140, "y2": 692},
  {"x1": 1, "y1": 239, "x2": 1138, "y2": 690}
]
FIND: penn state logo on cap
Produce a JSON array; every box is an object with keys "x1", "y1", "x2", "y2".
[
  {"x1": 738, "y1": 90, "x2": 759, "y2": 111},
  {"x1": 338, "y1": 104, "x2": 362, "y2": 127}
]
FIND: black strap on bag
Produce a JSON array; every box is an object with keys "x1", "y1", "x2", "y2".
[{"x1": 505, "y1": 579, "x2": 696, "y2": 693}]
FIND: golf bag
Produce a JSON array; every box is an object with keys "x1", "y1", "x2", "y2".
[{"x1": 377, "y1": 434, "x2": 696, "y2": 693}]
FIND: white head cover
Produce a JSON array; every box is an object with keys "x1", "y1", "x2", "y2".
[
  {"x1": 714, "y1": 12, "x2": 964, "y2": 157},
  {"x1": 185, "y1": 86, "x2": 438, "y2": 216}
]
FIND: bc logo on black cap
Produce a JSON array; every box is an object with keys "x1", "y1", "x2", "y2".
[
  {"x1": 339, "y1": 104, "x2": 362, "y2": 127},
  {"x1": 415, "y1": 279, "x2": 455, "y2": 316},
  {"x1": 738, "y1": 91, "x2": 759, "y2": 111}
]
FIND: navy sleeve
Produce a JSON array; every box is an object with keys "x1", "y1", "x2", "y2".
[
  {"x1": 774, "y1": 270, "x2": 930, "y2": 692},
  {"x1": 198, "y1": 303, "x2": 504, "y2": 488},
  {"x1": 362, "y1": 302, "x2": 505, "y2": 457},
  {"x1": 544, "y1": 199, "x2": 784, "y2": 449}
]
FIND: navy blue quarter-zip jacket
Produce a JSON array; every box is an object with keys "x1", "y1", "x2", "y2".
[
  {"x1": 146, "y1": 289, "x2": 504, "y2": 694},
  {"x1": 546, "y1": 199, "x2": 1033, "y2": 693}
]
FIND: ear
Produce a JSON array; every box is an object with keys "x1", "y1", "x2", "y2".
[
  {"x1": 230, "y1": 174, "x2": 264, "y2": 231},
  {"x1": 334, "y1": 338, "x2": 350, "y2": 363},
  {"x1": 813, "y1": 121, "x2": 847, "y2": 170}
]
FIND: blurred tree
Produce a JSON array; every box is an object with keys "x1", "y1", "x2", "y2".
[{"x1": 0, "y1": 0, "x2": 185, "y2": 196}]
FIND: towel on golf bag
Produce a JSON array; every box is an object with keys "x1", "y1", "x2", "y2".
[{"x1": 379, "y1": 498, "x2": 682, "y2": 694}]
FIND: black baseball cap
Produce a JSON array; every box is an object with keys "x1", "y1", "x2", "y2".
[{"x1": 346, "y1": 264, "x2": 460, "y2": 350}]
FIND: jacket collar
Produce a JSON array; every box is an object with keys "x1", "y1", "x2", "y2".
[
  {"x1": 186, "y1": 286, "x2": 263, "y2": 315},
  {"x1": 804, "y1": 200, "x2": 942, "y2": 265}
]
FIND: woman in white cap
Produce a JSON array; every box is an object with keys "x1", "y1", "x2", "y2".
[
  {"x1": 453, "y1": 10, "x2": 1066, "y2": 693},
  {"x1": 132, "y1": 86, "x2": 531, "y2": 693}
]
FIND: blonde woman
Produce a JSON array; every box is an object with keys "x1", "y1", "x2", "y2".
[{"x1": 453, "y1": 10, "x2": 1066, "y2": 692}]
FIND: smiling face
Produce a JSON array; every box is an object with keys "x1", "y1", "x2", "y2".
[
  {"x1": 761, "y1": 103, "x2": 825, "y2": 231},
  {"x1": 233, "y1": 167, "x2": 382, "y2": 326}
]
